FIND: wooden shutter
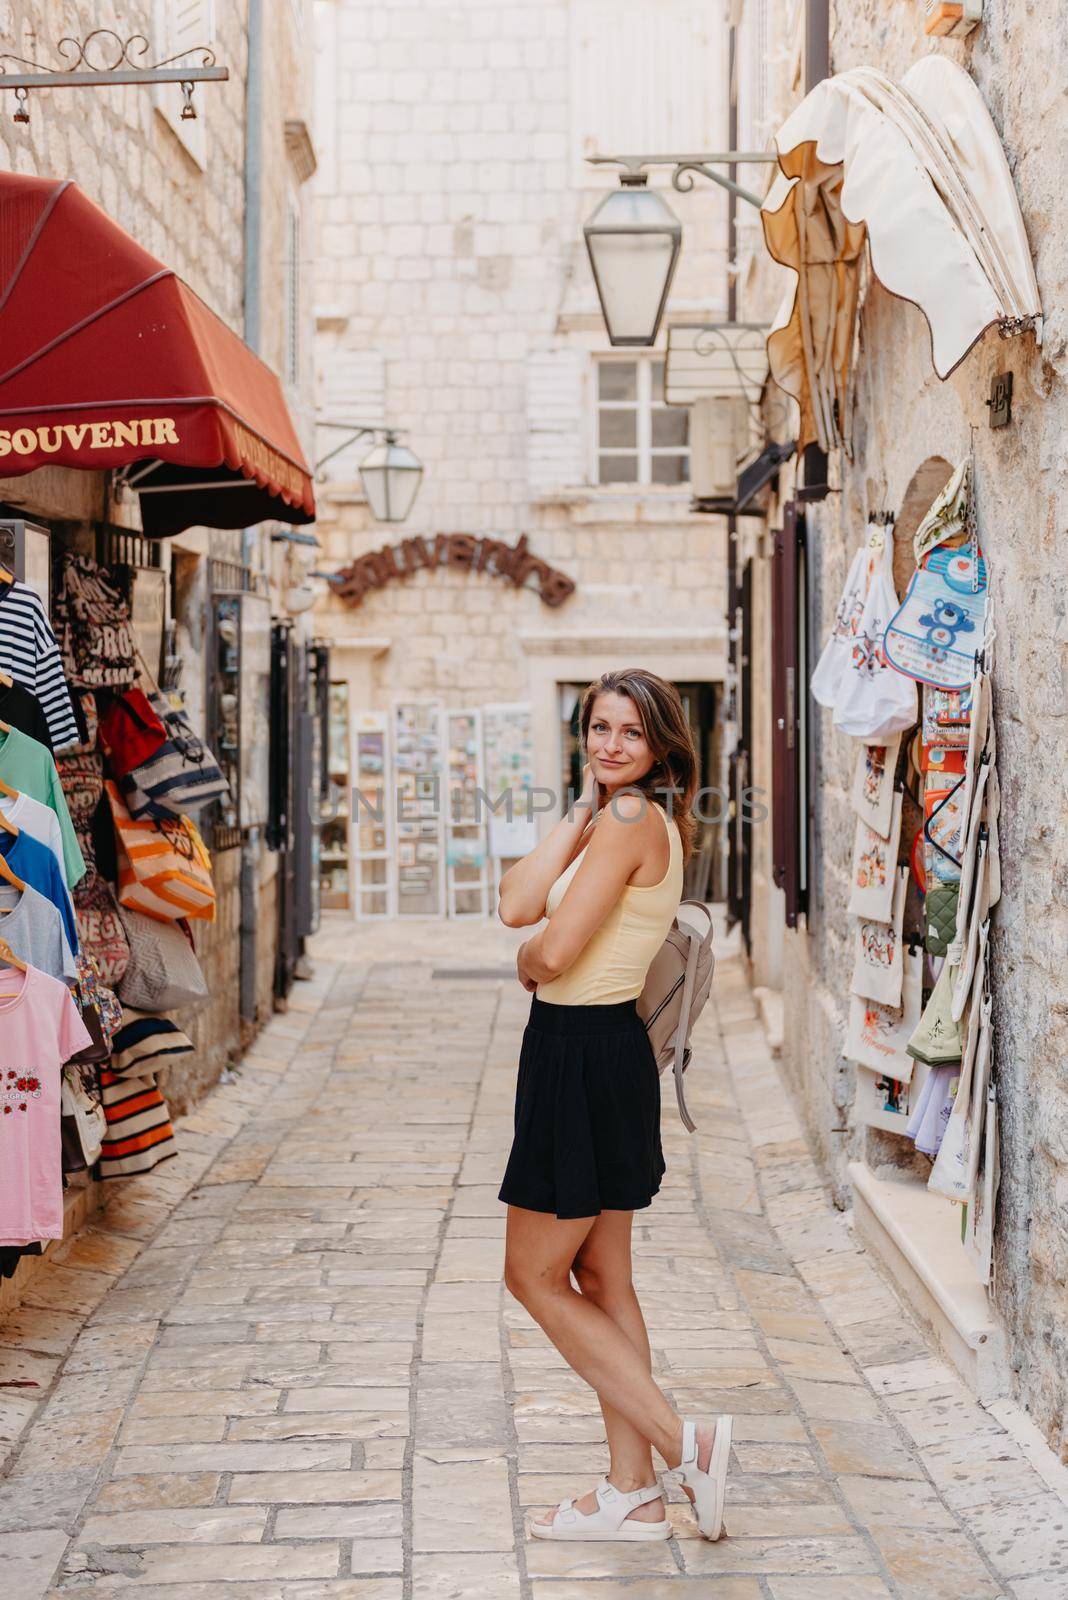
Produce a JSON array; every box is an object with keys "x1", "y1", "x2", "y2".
[
  {"x1": 153, "y1": 0, "x2": 214, "y2": 167},
  {"x1": 317, "y1": 349, "x2": 386, "y2": 482},
  {"x1": 771, "y1": 502, "x2": 810, "y2": 927},
  {"x1": 526, "y1": 350, "x2": 587, "y2": 497},
  {"x1": 570, "y1": 0, "x2": 722, "y2": 165}
]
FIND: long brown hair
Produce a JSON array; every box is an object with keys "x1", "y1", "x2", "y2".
[{"x1": 579, "y1": 668, "x2": 699, "y2": 861}]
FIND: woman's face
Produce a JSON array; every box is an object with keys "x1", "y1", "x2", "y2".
[{"x1": 585, "y1": 692, "x2": 655, "y2": 792}]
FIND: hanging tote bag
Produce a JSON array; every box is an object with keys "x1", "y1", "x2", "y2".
[
  {"x1": 60, "y1": 1064, "x2": 107, "y2": 1169},
  {"x1": 116, "y1": 907, "x2": 209, "y2": 1012},
  {"x1": 98, "y1": 688, "x2": 168, "y2": 780},
  {"x1": 833, "y1": 533, "x2": 918, "y2": 741},
  {"x1": 54, "y1": 553, "x2": 138, "y2": 689},
  {"x1": 72, "y1": 871, "x2": 131, "y2": 987},
  {"x1": 811, "y1": 539, "x2": 869, "y2": 708},
  {"x1": 106, "y1": 781, "x2": 216, "y2": 923},
  {"x1": 120, "y1": 686, "x2": 229, "y2": 819}
]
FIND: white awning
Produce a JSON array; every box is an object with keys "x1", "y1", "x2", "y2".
[
  {"x1": 664, "y1": 323, "x2": 770, "y2": 407},
  {"x1": 761, "y1": 58, "x2": 1042, "y2": 453}
]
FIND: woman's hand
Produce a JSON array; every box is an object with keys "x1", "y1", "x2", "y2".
[
  {"x1": 578, "y1": 760, "x2": 598, "y2": 817},
  {"x1": 516, "y1": 941, "x2": 539, "y2": 992}
]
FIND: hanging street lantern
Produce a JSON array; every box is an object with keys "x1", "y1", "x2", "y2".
[
  {"x1": 358, "y1": 432, "x2": 424, "y2": 523},
  {"x1": 582, "y1": 175, "x2": 682, "y2": 347}
]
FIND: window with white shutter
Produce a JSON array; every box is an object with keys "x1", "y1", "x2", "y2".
[
  {"x1": 317, "y1": 348, "x2": 387, "y2": 482},
  {"x1": 526, "y1": 350, "x2": 588, "y2": 498},
  {"x1": 570, "y1": 0, "x2": 724, "y2": 178},
  {"x1": 153, "y1": 0, "x2": 215, "y2": 169}
]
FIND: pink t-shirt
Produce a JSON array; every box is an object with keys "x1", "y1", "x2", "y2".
[{"x1": 0, "y1": 963, "x2": 91, "y2": 1245}]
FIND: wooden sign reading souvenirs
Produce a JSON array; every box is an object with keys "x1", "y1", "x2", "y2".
[{"x1": 329, "y1": 533, "x2": 575, "y2": 608}]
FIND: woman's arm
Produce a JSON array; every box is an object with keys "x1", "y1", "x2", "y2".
[
  {"x1": 497, "y1": 764, "x2": 598, "y2": 927},
  {"x1": 516, "y1": 793, "x2": 649, "y2": 985}
]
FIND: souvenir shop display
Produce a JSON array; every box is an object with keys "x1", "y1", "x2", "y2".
[
  {"x1": 54, "y1": 553, "x2": 138, "y2": 690},
  {"x1": 393, "y1": 701, "x2": 445, "y2": 916},
  {"x1": 884, "y1": 464, "x2": 988, "y2": 691},
  {"x1": 0, "y1": 547, "x2": 219, "y2": 1266},
  {"x1": 482, "y1": 702, "x2": 537, "y2": 864},
  {"x1": 846, "y1": 788, "x2": 903, "y2": 920},
  {"x1": 846, "y1": 944, "x2": 924, "y2": 1074},
  {"x1": 0, "y1": 961, "x2": 92, "y2": 1246},
  {"x1": 443, "y1": 708, "x2": 489, "y2": 918},
  {"x1": 850, "y1": 732, "x2": 901, "y2": 838},
  {"x1": 850, "y1": 865, "x2": 908, "y2": 1006},
  {"x1": 810, "y1": 540, "x2": 868, "y2": 709},
  {"x1": 855, "y1": 1059, "x2": 931, "y2": 1137},
  {"x1": 828, "y1": 522, "x2": 918, "y2": 741},
  {"x1": 351, "y1": 712, "x2": 391, "y2": 919},
  {"x1": 107, "y1": 783, "x2": 216, "y2": 923},
  {"x1": 827, "y1": 463, "x2": 1002, "y2": 1261},
  {"x1": 0, "y1": 579, "x2": 80, "y2": 750}
]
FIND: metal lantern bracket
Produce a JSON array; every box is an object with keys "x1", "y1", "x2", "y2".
[
  {"x1": 0, "y1": 30, "x2": 227, "y2": 124},
  {"x1": 587, "y1": 152, "x2": 781, "y2": 211},
  {"x1": 314, "y1": 422, "x2": 383, "y2": 479}
]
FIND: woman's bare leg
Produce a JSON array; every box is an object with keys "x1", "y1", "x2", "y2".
[
  {"x1": 503, "y1": 1205, "x2": 685, "y2": 1468},
  {"x1": 532, "y1": 1208, "x2": 662, "y2": 1526}
]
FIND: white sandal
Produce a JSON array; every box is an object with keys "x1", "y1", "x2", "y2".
[
  {"x1": 677, "y1": 1414, "x2": 732, "y2": 1541},
  {"x1": 530, "y1": 1475, "x2": 670, "y2": 1541}
]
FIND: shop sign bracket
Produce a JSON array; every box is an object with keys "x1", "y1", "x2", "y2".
[
  {"x1": 0, "y1": 30, "x2": 228, "y2": 124},
  {"x1": 587, "y1": 152, "x2": 780, "y2": 211}
]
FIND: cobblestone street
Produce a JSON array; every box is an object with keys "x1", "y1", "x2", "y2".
[{"x1": 2, "y1": 916, "x2": 1066, "y2": 1599}]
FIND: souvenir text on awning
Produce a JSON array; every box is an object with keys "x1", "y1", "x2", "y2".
[
  {"x1": 0, "y1": 174, "x2": 315, "y2": 536},
  {"x1": 761, "y1": 59, "x2": 1042, "y2": 454}
]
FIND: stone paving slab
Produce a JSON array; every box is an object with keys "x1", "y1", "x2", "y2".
[{"x1": 0, "y1": 914, "x2": 1064, "y2": 1597}]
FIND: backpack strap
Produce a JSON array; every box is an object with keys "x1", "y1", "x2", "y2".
[{"x1": 671, "y1": 921, "x2": 703, "y2": 1134}]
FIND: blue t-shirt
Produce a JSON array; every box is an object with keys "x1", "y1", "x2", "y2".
[{"x1": 0, "y1": 827, "x2": 78, "y2": 959}]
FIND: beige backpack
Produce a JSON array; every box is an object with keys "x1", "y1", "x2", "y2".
[{"x1": 637, "y1": 901, "x2": 715, "y2": 1132}]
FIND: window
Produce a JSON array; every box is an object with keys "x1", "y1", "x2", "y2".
[
  {"x1": 152, "y1": 0, "x2": 214, "y2": 169},
  {"x1": 596, "y1": 359, "x2": 689, "y2": 486}
]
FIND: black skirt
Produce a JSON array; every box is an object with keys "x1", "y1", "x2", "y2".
[{"x1": 497, "y1": 995, "x2": 666, "y2": 1220}]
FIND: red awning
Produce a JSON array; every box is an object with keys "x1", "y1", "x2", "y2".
[{"x1": 0, "y1": 174, "x2": 315, "y2": 537}]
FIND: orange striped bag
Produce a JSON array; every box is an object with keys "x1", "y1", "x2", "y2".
[{"x1": 105, "y1": 780, "x2": 216, "y2": 923}]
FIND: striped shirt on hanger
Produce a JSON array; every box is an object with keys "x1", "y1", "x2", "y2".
[{"x1": 0, "y1": 583, "x2": 80, "y2": 752}]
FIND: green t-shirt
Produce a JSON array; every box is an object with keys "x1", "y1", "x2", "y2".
[{"x1": 0, "y1": 725, "x2": 85, "y2": 889}]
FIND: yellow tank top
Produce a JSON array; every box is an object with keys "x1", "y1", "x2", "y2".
[{"x1": 536, "y1": 802, "x2": 683, "y2": 1006}]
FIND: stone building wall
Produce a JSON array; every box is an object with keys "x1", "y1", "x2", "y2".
[
  {"x1": 738, "y1": 0, "x2": 1068, "y2": 1456},
  {"x1": 1, "y1": 0, "x2": 248, "y2": 320},
  {"x1": 312, "y1": 0, "x2": 729, "y2": 804}
]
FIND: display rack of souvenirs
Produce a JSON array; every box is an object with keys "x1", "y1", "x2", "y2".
[
  {"x1": 0, "y1": 553, "x2": 227, "y2": 1274},
  {"x1": 812, "y1": 464, "x2": 1001, "y2": 1280}
]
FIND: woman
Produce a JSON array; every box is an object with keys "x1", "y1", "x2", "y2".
[{"x1": 497, "y1": 668, "x2": 731, "y2": 1544}]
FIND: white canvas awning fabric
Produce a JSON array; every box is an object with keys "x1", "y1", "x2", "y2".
[{"x1": 761, "y1": 57, "x2": 1042, "y2": 454}]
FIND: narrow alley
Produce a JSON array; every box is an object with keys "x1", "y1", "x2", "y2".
[{"x1": 3, "y1": 918, "x2": 1065, "y2": 1599}]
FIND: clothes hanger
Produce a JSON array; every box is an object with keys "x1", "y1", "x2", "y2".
[
  {"x1": 0, "y1": 935, "x2": 27, "y2": 973},
  {"x1": 0, "y1": 667, "x2": 11, "y2": 688},
  {"x1": 0, "y1": 777, "x2": 19, "y2": 800},
  {"x1": 0, "y1": 852, "x2": 25, "y2": 891}
]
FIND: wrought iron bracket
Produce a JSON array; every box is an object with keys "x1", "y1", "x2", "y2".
[
  {"x1": 1, "y1": 30, "x2": 228, "y2": 123},
  {"x1": 314, "y1": 421, "x2": 408, "y2": 479},
  {"x1": 586, "y1": 152, "x2": 780, "y2": 210}
]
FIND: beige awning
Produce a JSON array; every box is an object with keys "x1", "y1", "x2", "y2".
[
  {"x1": 761, "y1": 58, "x2": 1042, "y2": 453},
  {"x1": 664, "y1": 323, "x2": 769, "y2": 407}
]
